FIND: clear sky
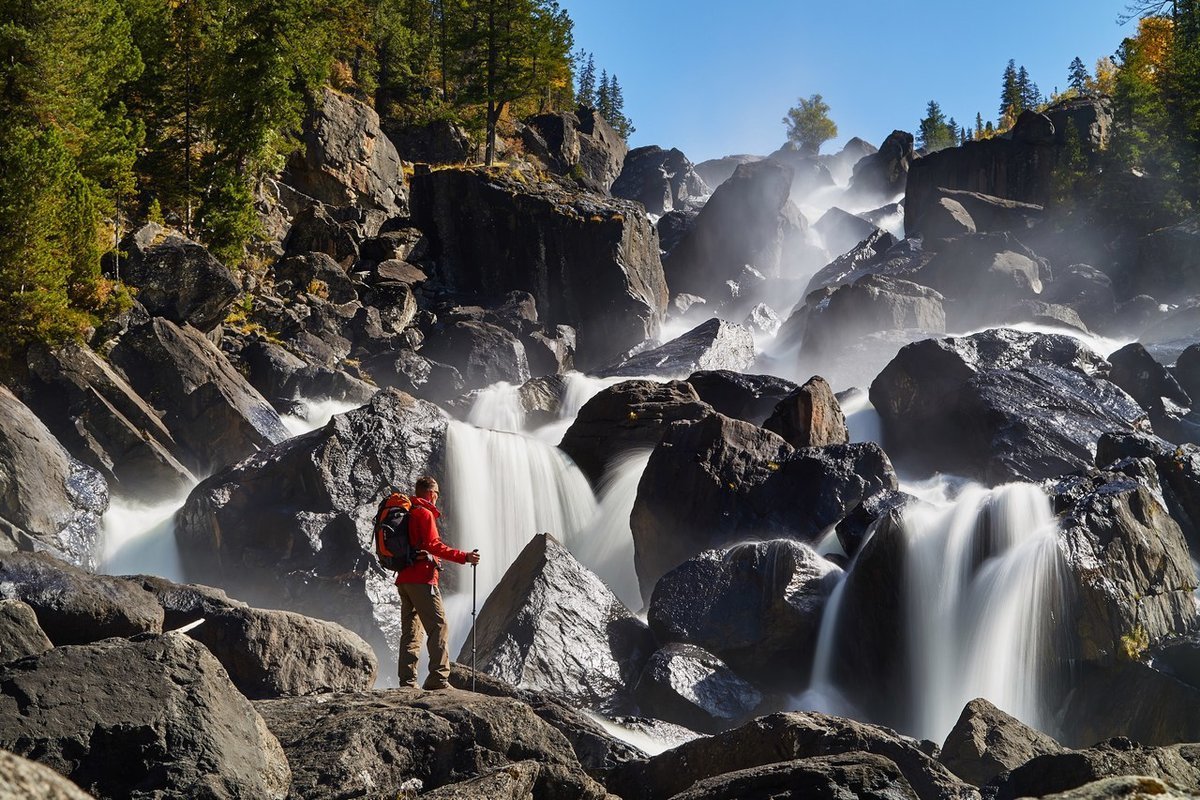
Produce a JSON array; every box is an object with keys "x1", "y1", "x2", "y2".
[{"x1": 560, "y1": 0, "x2": 1140, "y2": 163}]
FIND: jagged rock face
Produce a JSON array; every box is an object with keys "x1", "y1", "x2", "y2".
[
  {"x1": 1107, "y1": 343, "x2": 1192, "y2": 437},
  {"x1": 236, "y1": 339, "x2": 376, "y2": 414},
  {"x1": 913, "y1": 233, "x2": 1047, "y2": 328},
  {"x1": 0, "y1": 750, "x2": 96, "y2": 800},
  {"x1": 0, "y1": 388, "x2": 108, "y2": 569},
  {"x1": 607, "y1": 712, "x2": 973, "y2": 800},
  {"x1": 666, "y1": 753, "x2": 921, "y2": 800},
  {"x1": 420, "y1": 319, "x2": 532, "y2": 391},
  {"x1": 630, "y1": 413, "x2": 896, "y2": 601},
  {"x1": 25, "y1": 341, "x2": 195, "y2": 497},
  {"x1": 1097, "y1": 432, "x2": 1200, "y2": 553},
  {"x1": 256, "y1": 688, "x2": 612, "y2": 800},
  {"x1": 522, "y1": 107, "x2": 628, "y2": 193},
  {"x1": 281, "y1": 202, "x2": 361, "y2": 265},
  {"x1": 685, "y1": 370, "x2": 799, "y2": 426},
  {"x1": 0, "y1": 633, "x2": 291, "y2": 800},
  {"x1": 795, "y1": 275, "x2": 947, "y2": 361},
  {"x1": 285, "y1": 87, "x2": 407, "y2": 214},
  {"x1": 0, "y1": 552, "x2": 163, "y2": 644},
  {"x1": 905, "y1": 97, "x2": 1110, "y2": 236},
  {"x1": 765, "y1": 144, "x2": 836, "y2": 200},
  {"x1": 116, "y1": 224, "x2": 240, "y2": 332},
  {"x1": 175, "y1": 389, "x2": 447, "y2": 665},
  {"x1": 1050, "y1": 460, "x2": 1198, "y2": 663},
  {"x1": 656, "y1": 207, "x2": 700, "y2": 257},
  {"x1": 846, "y1": 130, "x2": 915, "y2": 202},
  {"x1": 611, "y1": 145, "x2": 708, "y2": 215},
  {"x1": 465, "y1": 533, "x2": 655, "y2": 713},
  {"x1": 1061, "y1": 658, "x2": 1200, "y2": 748},
  {"x1": 664, "y1": 159, "x2": 798, "y2": 297},
  {"x1": 598, "y1": 318, "x2": 756, "y2": 379},
  {"x1": 647, "y1": 540, "x2": 839, "y2": 687},
  {"x1": 385, "y1": 118, "x2": 473, "y2": 164},
  {"x1": 813, "y1": 207, "x2": 883, "y2": 259},
  {"x1": 939, "y1": 698, "x2": 1064, "y2": 787},
  {"x1": 132, "y1": 575, "x2": 377, "y2": 700},
  {"x1": 932, "y1": 189, "x2": 1043, "y2": 235},
  {"x1": 990, "y1": 738, "x2": 1200, "y2": 800},
  {"x1": 362, "y1": 348, "x2": 466, "y2": 405},
  {"x1": 0, "y1": 600, "x2": 52, "y2": 665},
  {"x1": 634, "y1": 643, "x2": 763, "y2": 734},
  {"x1": 272, "y1": 252, "x2": 358, "y2": 304},
  {"x1": 1126, "y1": 216, "x2": 1200, "y2": 304},
  {"x1": 763, "y1": 376, "x2": 849, "y2": 448},
  {"x1": 109, "y1": 318, "x2": 289, "y2": 475},
  {"x1": 558, "y1": 379, "x2": 712, "y2": 486},
  {"x1": 803, "y1": 229, "x2": 900, "y2": 295},
  {"x1": 410, "y1": 167, "x2": 667, "y2": 370},
  {"x1": 870, "y1": 328, "x2": 1145, "y2": 482}
]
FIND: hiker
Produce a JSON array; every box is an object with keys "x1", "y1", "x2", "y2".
[{"x1": 394, "y1": 475, "x2": 480, "y2": 690}]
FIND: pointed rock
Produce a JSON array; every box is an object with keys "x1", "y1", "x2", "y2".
[
  {"x1": 0, "y1": 600, "x2": 52, "y2": 665},
  {"x1": 764, "y1": 375, "x2": 849, "y2": 448},
  {"x1": 939, "y1": 698, "x2": 1063, "y2": 787},
  {"x1": 598, "y1": 318, "x2": 755, "y2": 379},
  {"x1": 634, "y1": 643, "x2": 762, "y2": 734}
]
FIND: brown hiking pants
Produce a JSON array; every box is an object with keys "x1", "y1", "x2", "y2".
[{"x1": 397, "y1": 582, "x2": 451, "y2": 689}]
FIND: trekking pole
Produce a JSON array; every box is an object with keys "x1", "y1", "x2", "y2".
[{"x1": 471, "y1": 551, "x2": 478, "y2": 692}]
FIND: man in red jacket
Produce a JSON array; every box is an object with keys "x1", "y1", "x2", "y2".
[{"x1": 395, "y1": 475, "x2": 480, "y2": 690}]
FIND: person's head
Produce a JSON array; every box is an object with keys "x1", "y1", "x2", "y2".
[{"x1": 415, "y1": 475, "x2": 440, "y2": 503}]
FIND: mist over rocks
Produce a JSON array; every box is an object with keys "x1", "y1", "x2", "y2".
[{"x1": 597, "y1": 318, "x2": 755, "y2": 379}]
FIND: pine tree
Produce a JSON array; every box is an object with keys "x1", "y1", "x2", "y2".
[
  {"x1": 782, "y1": 93, "x2": 838, "y2": 155},
  {"x1": 1000, "y1": 59, "x2": 1021, "y2": 123},
  {"x1": 1069, "y1": 56, "x2": 1092, "y2": 94},
  {"x1": 607, "y1": 74, "x2": 634, "y2": 138},
  {"x1": 918, "y1": 101, "x2": 956, "y2": 151},
  {"x1": 1016, "y1": 65, "x2": 1035, "y2": 114},
  {"x1": 596, "y1": 68, "x2": 611, "y2": 119},
  {"x1": 576, "y1": 51, "x2": 596, "y2": 106},
  {"x1": 975, "y1": 112, "x2": 985, "y2": 139}
]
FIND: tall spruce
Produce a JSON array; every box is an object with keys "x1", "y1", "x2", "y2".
[
  {"x1": 576, "y1": 51, "x2": 596, "y2": 106},
  {"x1": 1069, "y1": 56, "x2": 1092, "y2": 93},
  {"x1": 1000, "y1": 59, "x2": 1022, "y2": 126},
  {"x1": 918, "y1": 100, "x2": 956, "y2": 151}
]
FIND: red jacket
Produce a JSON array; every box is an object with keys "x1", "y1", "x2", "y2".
[{"x1": 394, "y1": 497, "x2": 468, "y2": 586}]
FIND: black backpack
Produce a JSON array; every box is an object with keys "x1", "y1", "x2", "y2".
[{"x1": 374, "y1": 493, "x2": 417, "y2": 571}]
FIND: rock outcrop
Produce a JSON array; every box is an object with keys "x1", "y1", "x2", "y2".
[
  {"x1": 634, "y1": 643, "x2": 763, "y2": 734},
  {"x1": 939, "y1": 698, "x2": 1064, "y2": 787},
  {"x1": 991, "y1": 738, "x2": 1200, "y2": 800},
  {"x1": 598, "y1": 318, "x2": 755, "y2": 379},
  {"x1": 665, "y1": 753, "x2": 922, "y2": 800},
  {"x1": 612, "y1": 145, "x2": 708, "y2": 215},
  {"x1": 846, "y1": 130, "x2": 915, "y2": 202},
  {"x1": 522, "y1": 106, "x2": 628, "y2": 193},
  {"x1": 0, "y1": 599, "x2": 52, "y2": 665},
  {"x1": 685, "y1": 370, "x2": 799, "y2": 426},
  {"x1": 763, "y1": 375, "x2": 849, "y2": 448}
]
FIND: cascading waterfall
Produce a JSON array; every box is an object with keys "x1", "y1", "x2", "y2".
[
  {"x1": 572, "y1": 449, "x2": 653, "y2": 610},
  {"x1": 281, "y1": 396, "x2": 366, "y2": 437},
  {"x1": 798, "y1": 479, "x2": 1074, "y2": 743},
  {"x1": 465, "y1": 372, "x2": 626, "y2": 442}
]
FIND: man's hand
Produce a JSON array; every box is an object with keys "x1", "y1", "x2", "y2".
[{"x1": 465, "y1": 549, "x2": 481, "y2": 565}]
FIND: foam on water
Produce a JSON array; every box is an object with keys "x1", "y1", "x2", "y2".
[{"x1": 281, "y1": 397, "x2": 365, "y2": 437}]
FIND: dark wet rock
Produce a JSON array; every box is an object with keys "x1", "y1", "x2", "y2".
[
  {"x1": 870, "y1": 328, "x2": 1143, "y2": 482},
  {"x1": 411, "y1": 167, "x2": 666, "y2": 369},
  {"x1": 257, "y1": 687, "x2": 611, "y2": 800},
  {"x1": 272, "y1": 252, "x2": 357, "y2": 304},
  {"x1": 1034, "y1": 776, "x2": 1190, "y2": 799},
  {"x1": 109, "y1": 317, "x2": 289, "y2": 475},
  {"x1": 939, "y1": 697, "x2": 1064, "y2": 787},
  {"x1": 608, "y1": 711, "x2": 973, "y2": 800},
  {"x1": 796, "y1": 275, "x2": 946, "y2": 360},
  {"x1": 0, "y1": 389, "x2": 108, "y2": 569},
  {"x1": 131, "y1": 574, "x2": 376, "y2": 699},
  {"x1": 1173, "y1": 344, "x2": 1200, "y2": 402},
  {"x1": 362, "y1": 348, "x2": 466, "y2": 405},
  {"x1": 692, "y1": 154, "x2": 762, "y2": 190},
  {"x1": 685, "y1": 370, "x2": 798, "y2": 426},
  {"x1": 813, "y1": 207, "x2": 883, "y2": 258},
  {"x1": 1124, "y1": 216, "x2": 1200, "y2": 304},
  {"x1": 1039, "y1": 264, "x2": 1117, "y2": 332},
  {"x1": 420, "y1": 319, "x2": 531, "y2": 391},
  {"x1": 803, "y1": 229, "x2": 901, "y2": 294},
  {"x1": 846, "y1": 130, "x2": 915, "y2": 202},
  {"x1": 666, "y1": 753, "x2": 920, "y2": 800},
  {"x1": 913, "y1": 233, "x2": 1047, "y2": 327},
  {"x1": 656, "y1": 207, "x2": 700, "y2": 257},
  {"x1": 598, "y1": 318, "x2": 755, "y2": 379},
  {"x1": 465, "y1": 533, "x2": 655, "y2": 713},
  {"x1": 0, "y1": 633, "x2": 291, "y2": 799},
  {"x1": 634, "y1": 643, "x2": 762, "y2": 734},
  {"x1": 0, "y1": 552, "x2": 163, "y2": 644},
  {"x1": 835, "y1": 489, "x2": 918, "y2": 557},
  {"x1": 237, "y1": 339, "x2": 375, "y2": 413},
  {"x1": 116, "y1": 224, "x2": 240, "y2": 332},
  {"x1": 1061, "y1": 659, "x2": 1200, "y2": 748},
  {"x1": 664, "y1": 160, "x2": 798, "y2": 298},
  {"x1": 524, "y1": 325, "x2": 577, "y2": 377},
  {"x1": 647, "y1": 540, "x2": 838, "y2": 687},
  {"x1": 612, "y1": 146, "x2": 708, "y2": 215},
  {"x1": 763, "y1": 376, "x2": 848, "y2": 448},
  {"x1": 631, "y1": 413, "x2": 896, "y2": 600},
  {"x1": 285, "y1": 87, "x2": 406, "y2": 214},
  {"x1": 559, "y1": 380, "x2": 712, "y2": 485},
  {"x1": 991, "y1": 738, "x2": 1200, "y2": 800},
  {"x1": 0, "y1": 749, "x2": 95, "y2": 800},
  {"x1": 25, "y1": 341, "x2": 195, "y2": 497},
  {"x1": 1050, "y1": 461, "x2": 1198, "y2": 663},
  {"x1": 1108, "y1": 343, "x2": 1192, "y2": 438},
  {"x1": 385, "y1": 118, "x2": 473, "y2": 164},
  {"x1": 920, "y1": 196, "x2": 976, "y2": 239},
  {"x1": 175, "y1": 389, "x2": 447, "y2": 666},
  {"x1": 0, "y1": 599, "x2": 52, "y2": 664}
]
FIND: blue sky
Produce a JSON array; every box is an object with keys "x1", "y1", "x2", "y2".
[{"x1": 560, "y1": 0, "x2": 1140, "y2": 163}]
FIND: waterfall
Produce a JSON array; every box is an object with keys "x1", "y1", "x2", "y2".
[
  {"x1": 797, "y1": 479, "x2": 1074, "y2": 743},
  {"x1": 464, "y1": 371, "x2": 630, "y2": 443},
  {"x1": 281, "y1": 396, "x2": 365, "y2": 437},
  {"x1": 572, "y1": 449, "x2": 653, "y2": 610},
  {"x1": 466, "y1": 382, "x2": 525, "y2": 433}
]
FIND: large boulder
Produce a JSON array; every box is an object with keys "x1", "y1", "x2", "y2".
[
  {"x1": 116, "y1": 224, "x2": 240, "y2": 332},
  {"x1": 939, "y1": 698, "x2": 1064, "y2": 787},
  {"x1": 1123, "y1": 216, "x2": 1200, "y2": 303},
  {"x1": 521, "y1": 106, "x2": 628, "y2": 193},
  {"x1": 0, "y1": 750, "x2": 96, "y2": 800},
  {"x1": 611, "y1": 145, "x2": 708, "y2": 215},
  {"x1": 763, "y1": 376, "x2": 849, "y2": 448},
  {"x1": 284, "y1": 87, "x2": 407, "y2": 214},
  {"x1": 813, "y1": 207, "x2": 883, "y2": 259},
  {"x1": 465, "y1": 533, "x2": 655, "y2": 712},
  {"x1": 765, "y1": 144, "x2": 836, "y2": 200},
  {"x1": 685, "y1": 370, "x2": 798, "y2": 426},
  {"x1": 663, "y1": 160, "x2": 798, "y2": 297},
  {"x1": 0, "y1": 552, "x2": 163, "y2": 644},
  {"x1": 175, "y1": 389, "x2": 447, "y2": 665},
  {"x1": 1061, "y1": 659, "x2": 1200, "y2": 748},
  {"x1": 692, "y1": 154, "x2": 762, "y2": 190},
  {"x1": 384, "y1": 118, "x2": 473, "y2": 164},
  {"x1": 647, "y1": 540, "x2": 838, "y2": 687},
  {"x1": 1107, "y1": 343, "x2": 1192, "y2": 438},
  {"x1": 803, "y1": 228, "x2": 902, "y2": 294},
  {"x1": 420, "y1": 319, "x2": 532, "y2": 391},
  {"x1": 630, "y1": 413, "x2": 896, "y2": 600},
  {"x1": 1050, "y1": 460, "x2": 1198, "y2": 663},
  {"x1": 990, "y1": 738, "x2": 1200, "y2": 800},
  {"x1": 362, "y1": 348, "x2": 466, "y2": 405},
  {"x1": 0, "y1": 599, "x2": 52, "y2": 664},
  {"x1": 846, "y1": 130, "x2": 915, "y2": 202},
  {"x1": 608, "y1": 712, "x2": 973, "y2": 800},
  {"x1": 870, "y1": 328, "x2": 1146, "y2": 482},
  {"x1": 633, "y1": 643, "x2": 763, "y2": 734},
  {"x1": 597, "y1": 318, "x2": 755, "y2": 379},
  {"x1": 25, "y1": 341, "x2": 195, "y2": 498},
  {"x1": 821, "y1": 136, "x2": 879, "y2": 183},
  {"x1": 913, "y1": 233, "x2": 1047, "y2": 327},
  {"x1": 665, "y1": 753, "x2": 922, "y2": 800},
  {"x1": 0, "y1": 388, "x2": 108, "y2": 568},
  {"x1": 271, "y1": 251, "x2": 357, "y2": 304},
  {"x1": 108, "y1": 318, "x2": 289, "y2": 475},
  {"x1": 558, "y1": 380, "x2": 712, "y2": 485},
  {"x1": 0, "y1": 633, "x2": 291, "y2": 799},
  {"x1": 257, "y1": 687, "x2": 612, "y2": 800},
  {"x1": 131, "y1": 575, "x2": 377, "y2": 699},
  {"x1": 795, "y1": 275, "x2": 947, "y2": 361},
  {"x1": 934, "y1": 189, "x2": 1043, "y2": 234},
  {"x1": 1096, "y1": 432, "x2": 1200, "y2": 552},
  {"x1": 410, "y1": 167, "x2": 667, "y2": 369}
]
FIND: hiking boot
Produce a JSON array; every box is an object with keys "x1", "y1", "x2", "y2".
[
  {"x1": 422, "y1": 681, "x2": 450, "y2": 690},
  {"x1": 398, "y1": 681, "x2": 419, "y2": 689}
]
